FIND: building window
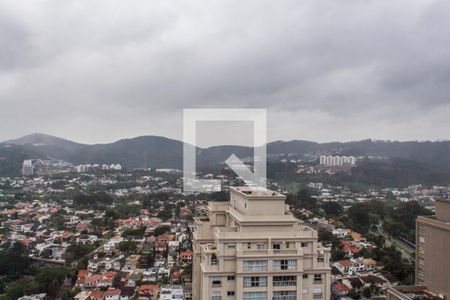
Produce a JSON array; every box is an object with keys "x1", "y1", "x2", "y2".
[
  {"x1": 302, "y1": 274, "x2": 308, "y2": 279},
  {"x1": 273, "y1": 291, "x2": 296, "y2": 300},
  {"x1": 211, "y1": 254, "x2": 219, "y2": 265},
  {"x1": 227, "y1": 243, "x2": 236, "y2": 249},
  {"x1": 243, "y1": 260, "x2": 267, "y2": 272},
  {"x1": 256, "y1": 243, "x2": 265, "y2": 250},
  {"x1": 212, "y1": 291, "x2": 222, "y2": 300},
  {"x1": 286, "y1": 242, "x2": 290, "y2": 248},
  {"x1": 273, "y1": 276, "x2": 296, "y2": 286},
  {"x1": 227, "y1": 291, "x2": 235, "y2": 296},
  {"x1": 317, "y1": 253, "x2": 324, "y2": 262},
  {"x1": 313, "y1": 274, "x2": 322, "y2": 284},
  {"x1": 301, "y1": 242, "x2": 309, "y2": 248},
  {"x1": 243, "y1": 292, "x2": 267, "y2": 300},
  {"x1": 247, "y1": 243, "x2": 251, "y2": 249},
  {"x1": 273, "y1": 260, "x2": 296, "y2": 270},
  {"x1": 227, "y1": 276, "x2": 235, "y2": 281},
  {"x1": 312, "y1": 288, "x2": 322, "y2": 299},
  {"x1": 243, "y1": 276, "x2": 267, "y2": 287},
  {"x1": 272, "y1": 243, "x2": 281, "y2": 250},
  {"x1": 212, "y1": 278, "x2": 222, "y2": 287}
]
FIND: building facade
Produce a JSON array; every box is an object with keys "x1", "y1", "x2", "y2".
[
  {"x1": 386, "y1": 198, "x2": 450, "y2": 300},
  {"x1": 22, "y1": 160, "x2": 34, "y2": 176},
  {"x1": 319, "y1": 155, "x2": 356, "y2": 166},
  {"x1": 193, "y1": 187, "x2": 331, "y2": 300},
  {"x1": 416, "y1": 198, "x2": 450, "y2": 297},
  {"x1": 386, "y1": 285, "x2": 442, "y2": 300}
]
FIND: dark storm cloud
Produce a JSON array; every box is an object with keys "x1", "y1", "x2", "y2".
[{"x1": 0, "y1": 0, "x2": 449, "y2": 145}]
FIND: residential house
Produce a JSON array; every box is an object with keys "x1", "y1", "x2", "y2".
[
  {"x1": 89, "y1": 290, "x2": 105, "y2": 300},
  {"x1": 105, "y1": 289, "x2": 121, "y2": 300},
  {"x1": 138, "y1": 284, "x2": 159, "y2": 300}
]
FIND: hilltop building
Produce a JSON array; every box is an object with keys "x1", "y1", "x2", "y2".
[
  {"x1": 319, "y1": 155, "x2": 356, "y2": 166},
  {"x1": 22, "y1": 160, "x2": 34, "y2": 176}
]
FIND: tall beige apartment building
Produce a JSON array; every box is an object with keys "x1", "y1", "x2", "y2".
[
  {"x1": 416, "y1": 198, "x2": 450, "y2": 296},
  {"x1": 193, "y1": 187, "x2": 331, "y2": 300},
  {"x1": 386, "y1": 198, "x2": 450, "y2": 300}
]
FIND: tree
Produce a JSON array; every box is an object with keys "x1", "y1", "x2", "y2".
[
  {"x1": 322, "y1": 201, "x2": 342, "y2": 216},
  {"x1": 41, "y1": 248, "x2": 53, "y2": 258},
  {"x1": 348, "y1": 203, "x2": 371, "y2": 233},
  {"x1": 4, "y1": 282, "x2": 25, "y2": 300},
  {"x1": 140, "y1": 252, "x2": 155, "y2": 269},
  {"x1": 362, "y1": 287, "x2": 372, "y2": 298},
  {"x1": 73, "y1": 192, "x2": 113, "y2": 208},
  {"x1": 349, "y1": 289, "x2": 361, "y2": 299},
  {"x1": 2, "y1": 278, "x2": 39, "y2": 300},
  {"x1": 119, "y1": 241, "x2": 137, "y2": 253},
  {"x1": 0, "y1": 242, "x2": 30, "y2": 278},
  {"x1": 366, "y1": 233, "x2": 385, "y2": 248},
  {"x1": 209, "y1": 191, "x2": 227, "y2": 202},
  {"x1": 63, "y1": 243, "x2": 96, "y2": 264},
  {"x1": 122, "y1": 227, "x2": 145, "y2": 238},
  {"x1": 35, "y1": 266, "x2": 70, "y2": 298},
  {"x1": 288, "y1": 188, "x2": 318, "y2": 210},
  {"x1": 153, "y1": 226, "x2": 170, "y2": 237},
  {"x1": 393, "y1": 201, "x2": 432, "y2": 231},
  {"x1": 385, "y1": 191, "x2": 396, "y2": 200},
  {"x1": 0, "y1": 280, "x2": 5, "y2": 294},
  {"x1": 112, "y1": 274, "x2": 121, "y2": 288},
  {"x1": 318, "y1": 229, "x2": 333, "y2": 242},
  {"x1": 331, "y1": 248, "x2": 346, "y2": 261},
  {"x1": 157, "y1": 203, "x2": 174, "y2": 221}
]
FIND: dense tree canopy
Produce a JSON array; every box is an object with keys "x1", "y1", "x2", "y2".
[
  {"x1": 0, "y1": 242, "x2": 30, "y2": 278},
  {"x1": 73, "y1": 192, "x2": 113, "y2": 207}
]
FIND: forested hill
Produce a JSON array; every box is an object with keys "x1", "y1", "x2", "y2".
[{"x1": 1, "y1": 133, "x2": 449, "y2": 179}]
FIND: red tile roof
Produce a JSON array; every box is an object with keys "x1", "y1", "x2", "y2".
[
  {"x1": 105, "y1": 289, "x2": 121, "y2": 296},
  {"x1": 334, "y1": 283, "x2": 350, "y2": 292},
  {"x1": 337, "y1": 260, "x2": 354, "y2": 267},
  {"x1": 90, "y1": 290, "x2": 105, "y2": 299}
]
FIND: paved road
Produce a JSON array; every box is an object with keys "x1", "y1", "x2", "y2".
[
  {"x1": 376, "y1": 230, "x2": 415, "y2": 262},
  {"x1": 71, "y1": 242, "x2": 105, "y2": 267}
]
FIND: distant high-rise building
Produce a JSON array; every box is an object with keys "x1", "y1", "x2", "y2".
[
  {"x1": 319, "y1": 155, "x2": 356, "y2": 167},
  {"x1": 387, "y1": 198, "x2": 450, "y2": 299},
  {"x1": 193, "y1": 187, "x2": 331, "y2": 300},
  {"x1": 110, "y1": 164, "x2": 122, "y2": 171},
  {"x1": 22, "y1": 160, "x2": 34, "y2": 176}
]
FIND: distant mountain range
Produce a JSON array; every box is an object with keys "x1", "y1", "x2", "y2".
[{"x1": 1, "y1": 133, "x2": 450, "y2": 177}]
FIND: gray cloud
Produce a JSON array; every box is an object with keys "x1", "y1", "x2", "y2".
[{"x1": 0, "y1": 0, "x2": 449, "y2": 146}]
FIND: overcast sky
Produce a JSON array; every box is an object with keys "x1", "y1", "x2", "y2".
[{"x1": 1, "y1": 0, "x2": 450, "y2": 147}]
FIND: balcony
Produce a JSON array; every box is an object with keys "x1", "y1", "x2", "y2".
[
  {"x1": 315, "y1": 248, "x2": 331, "y2": 269},
  {"x1": 313, "y1": 293, "x2": 323, "y2": 299},
  {"x1": 201, "y1": 244, "x2": 220, "y2": 272},
  {"x1": 237, "y1": 248, "x2": 301, "y2": 257},
  {"x1": 273, "y1": 281, "x2": 296, "y2": 287}
]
